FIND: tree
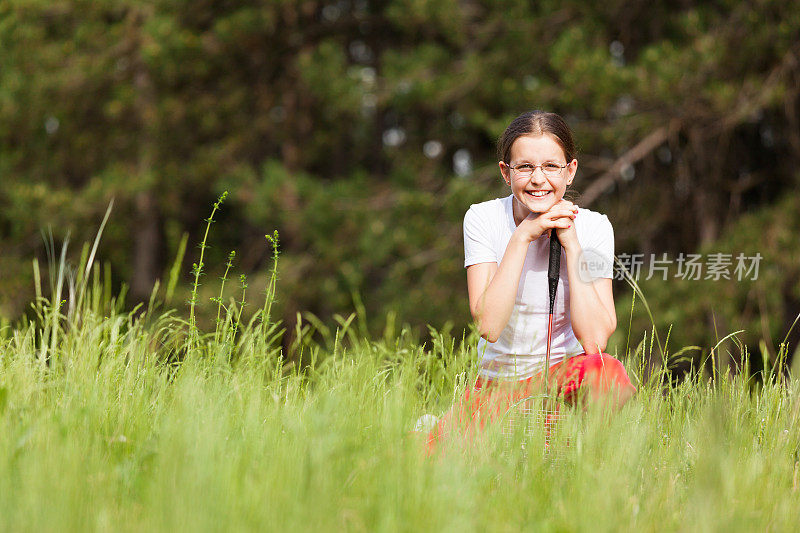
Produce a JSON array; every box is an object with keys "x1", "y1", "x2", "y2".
[{"x1": 1, "y1": 0, "x2": 799, "y2": 366}]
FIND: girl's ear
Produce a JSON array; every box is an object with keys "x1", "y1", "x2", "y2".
[
  {"x1": 566, "y1": 158, "x2": 578, "y2": 187},
  {"x1": 498, "y1": 161, "x2": 511, "y2": 186}
]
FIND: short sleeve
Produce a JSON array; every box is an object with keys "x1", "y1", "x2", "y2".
[
  {"x1": 580, "y1": 214, "x2": 615, "y2": 279},
  {"x1": 463, "y1": 206, "x2": 497, "y2": 268}
]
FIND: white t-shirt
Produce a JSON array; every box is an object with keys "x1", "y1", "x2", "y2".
[{"x1": 464, "y1": 194, "x2": 614, "y2": 380}]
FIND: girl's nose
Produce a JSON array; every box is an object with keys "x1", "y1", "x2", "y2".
[{"x1": 530, "y1": 173, "x2": 547, "y2": 186}]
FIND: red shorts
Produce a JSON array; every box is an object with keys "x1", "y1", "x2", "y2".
[{"x1": 426, "y1": 352, "x2": 635, "y2": 451}]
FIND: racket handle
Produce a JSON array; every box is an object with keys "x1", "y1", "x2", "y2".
[{"x1": 548, "y1": 230, "x2": 561, "y2": 314}]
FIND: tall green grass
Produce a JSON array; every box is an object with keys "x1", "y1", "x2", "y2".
[{"x1": 1, "y1": 201, "x2": 799, "y2": 531}]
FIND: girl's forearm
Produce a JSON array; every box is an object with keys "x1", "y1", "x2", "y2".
[
  {"x1": 564, "y1": 246, "x2": 616, "y2": 353},
  {"x1": 474, "y1": 232, "x2": 530, "y2": 342}
]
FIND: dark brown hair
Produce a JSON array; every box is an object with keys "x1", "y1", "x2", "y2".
[{"x1": 497, "y1": 110, "x2": 576, "y2": 164}]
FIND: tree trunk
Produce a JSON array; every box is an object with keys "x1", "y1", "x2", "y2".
[
  {"x1": 130, "y1": 190, "x2": 161, "y2": 301},
  {"x1": 129, "y1": 6, "x2": 161, "y2": 303}
]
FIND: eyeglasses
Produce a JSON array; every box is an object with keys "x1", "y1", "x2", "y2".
[{"x1": 507, "y1": 162, "x2": 567, "y2": 179}]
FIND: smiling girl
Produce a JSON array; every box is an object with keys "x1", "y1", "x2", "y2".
[{"x1": 427, "y1": 111, "x2": 635, "y2": 449}]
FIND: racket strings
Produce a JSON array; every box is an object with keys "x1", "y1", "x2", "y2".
[{"x1": 500, "y1": 396, "x2": 564, "y2": 459}]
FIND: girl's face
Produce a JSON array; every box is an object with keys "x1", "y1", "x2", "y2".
[{"x1": 499, "y1": 134, "x2": 577, "y2": 216}]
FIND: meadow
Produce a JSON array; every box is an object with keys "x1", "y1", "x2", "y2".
[{"x1": 1, "y1": 221, "x2": 799, "y2": 532}]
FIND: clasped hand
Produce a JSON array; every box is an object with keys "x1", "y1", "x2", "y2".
[{"x1": 516, "y1": 200, "x2": 579, "y2": 249}]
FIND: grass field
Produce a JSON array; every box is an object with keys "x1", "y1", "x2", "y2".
[
  {"x1": 1, "y1": 223, "x2": 799, "y2": 531},
  {"x1": 2, "y1": 291, "x2": 799, "y2": 530}
]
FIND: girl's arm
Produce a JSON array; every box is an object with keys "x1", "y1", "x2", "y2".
[
  {"x1": 467, "y1": 204, "x2": 577, "y2": 342},
  {"x1": 558, "y1": 236, "x2": 617, "y2": 353}
]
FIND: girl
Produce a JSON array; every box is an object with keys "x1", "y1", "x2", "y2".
[{"x1": 427, "y1": 111, "x2": 635, "y2": 449}]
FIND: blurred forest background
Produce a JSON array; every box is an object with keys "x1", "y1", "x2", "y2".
[{"x1": 1, "y1": 0, "x2": 799, "y2": 370}]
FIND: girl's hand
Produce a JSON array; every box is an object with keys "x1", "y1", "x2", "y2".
[
  {"x1": 515, "y1": 200, "x2": 578, "y2": 243},
  {"x1": 553, "y1": 200, "x2": 580, "y2": 251}
]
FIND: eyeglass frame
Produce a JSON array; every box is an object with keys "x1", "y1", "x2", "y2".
[{"x1": 504, "y1": 161, "x2": 569, "y2": 179}]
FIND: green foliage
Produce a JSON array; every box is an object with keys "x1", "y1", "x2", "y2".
[
  {"x1": 1, "y1": 0, "x2": 800, "y2": 363},
  {"x1": 616, "y1": 192, "x2": 800, "y2": 373}
]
